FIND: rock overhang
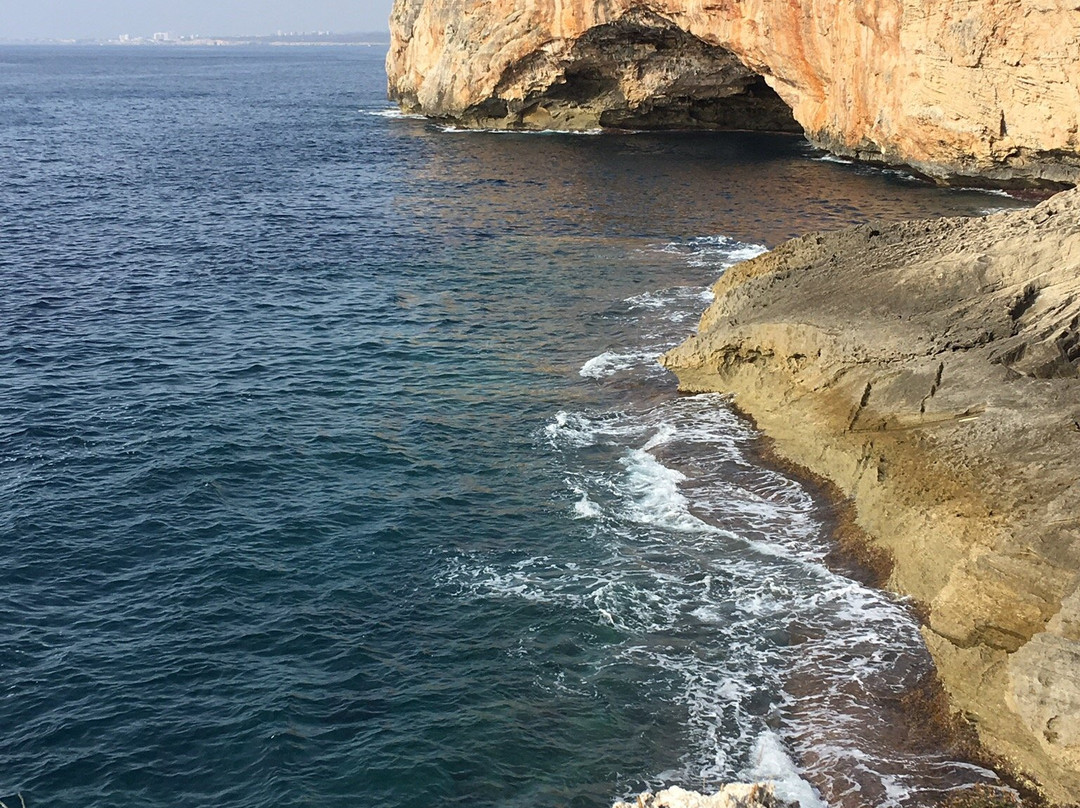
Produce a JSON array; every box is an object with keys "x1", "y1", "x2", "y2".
[{"x1": 387, "y1": 0, "x2": 1080, "y2": 188}]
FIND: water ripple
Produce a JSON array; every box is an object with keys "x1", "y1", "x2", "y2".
[{"x1": 0, "y1": 44, "x2": 1025, "y2": 808}]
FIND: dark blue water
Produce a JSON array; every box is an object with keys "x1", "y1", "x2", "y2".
[{"x1": 0, "y1": 46, "x2": 1026, "y2": 808}]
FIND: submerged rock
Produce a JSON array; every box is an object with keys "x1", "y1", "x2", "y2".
[
  {"x1": 613, "y1": 783, "x2": 794, "y2": 808},
  {"x1": 662, "y1": 187, "x2": 1080, "y2": 804},
  {"x1": 387, "y1": 0, "x2": 1080, "y2": 186}
]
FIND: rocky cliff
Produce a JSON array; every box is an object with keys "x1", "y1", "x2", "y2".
[
  {"x1": 387, "y1": 0, "x2": 1080, "y2": 185},
  {"x1": 662, "y1": 187, "x2": 1080, "y2": 805}
]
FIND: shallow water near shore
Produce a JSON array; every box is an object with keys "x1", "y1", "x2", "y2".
[{"x1": 0, "y1": 46, "x2": 1029, "y2": 807}]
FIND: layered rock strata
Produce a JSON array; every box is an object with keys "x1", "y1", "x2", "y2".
[
  {"x1": 662, "y1": 188, "x2": 1080, "y2": 804},
  {"x1": 387, "y1": 0, "x2": 1080, "y2": 185}
]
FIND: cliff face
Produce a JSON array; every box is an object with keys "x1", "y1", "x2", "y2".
[
  {"x1": 662, "y1": 188, "x2": 1080, "y2": 805},
  {"x1": 387, "y1": 0, "x2": 1080, "y2": 185}
]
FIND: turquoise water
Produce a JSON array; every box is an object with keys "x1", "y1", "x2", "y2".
[{"x1": 0, "y1": 46, "x2": 1025, "y2": 807}]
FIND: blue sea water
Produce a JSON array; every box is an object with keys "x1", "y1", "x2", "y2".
[{"x1": 0, "y1": 46, "x2": 1028, "y2": 808}]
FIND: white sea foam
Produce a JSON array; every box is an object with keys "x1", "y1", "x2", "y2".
[
  {"x1": 958, "y1": 186, "x2": 1016, "y2": 198},
  {"x1": 445, "y1": 403, "x2": 999, "y2": 798},
  {"x1": 652, "y1": 236, "x2": 768, "y2": 269},
  {"x1": 437, "y1": 124, "x2": 604, "y2": 135},
  {"x1": 813, "y1": 153, "x2": 855, "y2": 165},
  {"x1": 879, "y1": 167, "x2": 923, "y2": 183},
  {"x1": 722, "y1": 243, "x2": 771, "y2": 266},
  {"x1": 579, "y1": 350, "x2": 662, "y2": 379},
  {"x1": 363, "y1": 107, "x2": 426, "y2": 120},
  {"x1": 813, "y1": 152, "x2": 925, "y2": 183},
  {"x1": 690, "y1": 605, "x2": 727, "y2": 624},
  {"x1": 744, "y1": 730, "x2": 827, "y2": 808},
  {"x1": 623, "y1": 287, "x2": 715, "y2": 319},
  {"x1": 545, "y1": 411, "x2": 597, "y2": 447},
  {"x1": 641, "y1": 422, "x2": 677, "y2": 451},
  {"x1": 623, "y1": 290, "x2": 676, "y2": 310},
  {"x1": 572, "y1": 485, "x2": 603, "y2": 519},
  {"x1": 619, "y1": 448, "x2": 718, "y2": 534},
  {"x1": 544, "y1": 410, "x2": 644, "y2": 448}
]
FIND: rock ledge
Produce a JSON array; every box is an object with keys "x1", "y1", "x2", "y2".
[{"x1": 662, "y1": 187, "x2": 1080, "y2": 805}]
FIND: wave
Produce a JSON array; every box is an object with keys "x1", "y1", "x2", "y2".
[
  {"x1": 745, "y1": 730, "x2": 828, "y2": 808},
  {"x1": 957, "y1": 186, "x2": 1016, "y2": 198},
  {"x1": 618, "y1": 447, "x2": 718, "y2": 534},
  {"x1": 580, "y1": 349, "x2": 663, "y2": 379},
  {"x1": 544, "y1": 409, "x2": 642, "y2": 448},
  {"x1": 621, "y1": 287, "x2": 715, "y2": 323},
  {"x1": 571, "y1": 483, "x2": 603, "y2": 519},
  {"x1": 362, "y1": 107, "x2": 427, "y2": 120},
  {"x1": 436, "y1": 124, "x2": 605, "y2": 136},
  {"x1": 650, "y1": 236, "x2": 768, "y2": 269},
  {"x1": 812, "y1": 153, "x2": 855, "y2": 165},
  {"x1": 579, "y1": 236, "x2": 767, "y2": 386}
]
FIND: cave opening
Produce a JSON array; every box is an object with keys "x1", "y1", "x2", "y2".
[
  {"x1": 470, "y1": 10, "x2": 801, "y2": 135},
  {"x1": 599, "y1": 74, "x2": 801, "y2": 133}
]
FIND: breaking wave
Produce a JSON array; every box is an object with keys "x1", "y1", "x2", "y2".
[{"x1": 650, "y1": 236, "x2": 768, "y2": 269}]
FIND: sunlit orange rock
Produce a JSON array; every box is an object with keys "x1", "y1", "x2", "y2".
[{"x1": 387, "y1": 0, "x2": 1080, "y2": 186}]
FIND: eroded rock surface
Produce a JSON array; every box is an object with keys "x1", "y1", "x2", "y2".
[
  {"x1": 389, "y1": 7, "x2": 799, "y2": 132},
  {"x1": 662, "y1": 187, "x2": 1080, "y2": 804},
  {"x1": 387, "y1": 0, "x2": 1080, "y2": 185}
]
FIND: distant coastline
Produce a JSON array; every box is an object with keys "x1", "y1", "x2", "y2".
[{"x1": 0, "y1": 31, "x2": 390, "y2": 47}]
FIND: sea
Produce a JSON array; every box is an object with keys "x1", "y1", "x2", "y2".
[{"x1": 0, "y1": 45, "x2": 1029, "y2": 808}]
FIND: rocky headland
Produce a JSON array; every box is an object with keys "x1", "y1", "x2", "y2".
[
  {"x1": 387, "y1": 0, "x2": 1080, "y2": 185},
  {"x1": 386, "y1": 0, "x2": 1080, "y2": 802},
  {"x1": 663, "y1": 188, "x2": 1080, "y2": 804}
]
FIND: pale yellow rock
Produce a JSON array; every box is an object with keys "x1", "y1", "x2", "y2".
[
  {"x1": 662, "y1": 188, "x2": 1080, "y2": 803},
  {"x1": 1008, "y1": 633, "x2": 1080, "y2": 772},
  {"x1": 387, "y1": 0, "x2": 1080, "y2": 184}
]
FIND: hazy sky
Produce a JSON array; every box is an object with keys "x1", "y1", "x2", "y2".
[{"x1": 1, "y1": 0, "x2": 396, "y2": 40}]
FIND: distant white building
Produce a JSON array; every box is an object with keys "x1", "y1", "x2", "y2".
[{"x1": 152, "y1": 32, "x2": 171, "y2": 42}]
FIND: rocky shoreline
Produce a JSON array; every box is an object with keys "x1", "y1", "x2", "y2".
[
  {"x1": 385, "y1": 0, "x2": 1080, "y2": 799},
  {"x1": 662, "y1": 188, "x2": 1080, "y2": 805}
]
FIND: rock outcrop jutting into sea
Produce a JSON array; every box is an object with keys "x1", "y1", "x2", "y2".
[
  {"x1": 663, "y1": 187, "x2": 1080, "y2": 804},
  {"x1": 386, "y1": 0, "x2": 1080, "y2": 185}
]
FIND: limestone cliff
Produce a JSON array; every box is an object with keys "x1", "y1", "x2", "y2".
[
  {"x1": 662, "y1": 188, "x2": 1080, "y2": 805},
  {"x1": 387, "y1": 0, "x2": 1080, "y2": 185}
]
